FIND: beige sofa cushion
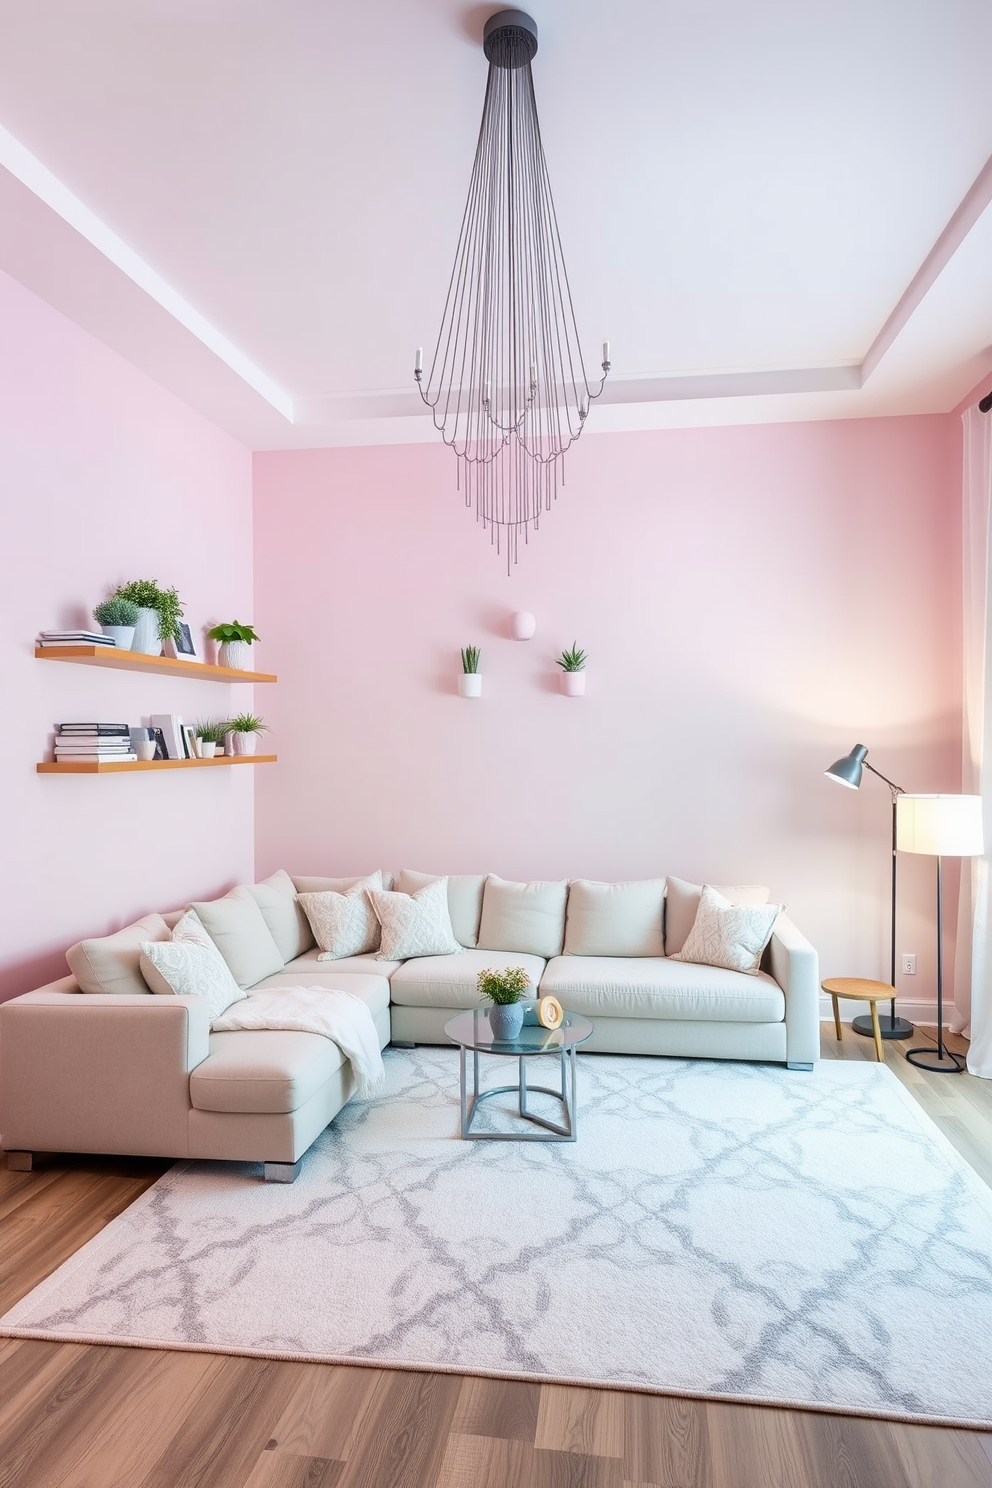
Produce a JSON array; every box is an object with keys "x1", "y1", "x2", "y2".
[
  {"x1": 292, "y1": 872, "x2": 394, "y2": 894},
  {"x1": 395, "y1": 870, "x2": 486, "y2": 948},
  {"x1": 564, "y1": 879, "x2": 665, "y2": 957},
  {"x1": 389, "y1": 949, "x2": 546, "y2": 1009},
  {"x1": 672, "y1": 885, "x2": 782, "y2": 974},
  {"x1": 477, "y1": 875, "x2": 568, "y2": 958},
  {"x1": 248, "y1": 969, "x2": 392, "y2": 1019},
  {"x1": 190, "y1": 1030, "x2": 345, "y2": 1114},
  {"x1": 66, "y1": 913, "x2": 171, "y2": 996},
  {"x1": 368, "y1": 880, "x2": 461, "y2": 960},
  {"x1": 664, "y1": 877, "x2": 771, "y2": 956},
  {"x1": 187, "y1": 892, "x2": 285, "y2": 989},
  {"x1": 540, "y1": 956, "x2": 785, "y2": 1023},
  {"x1": 242, "y1": 869, "x2": 315, "y2": 962},
  {"x1": 265, "y1": 949, "x2": 402, "y2": 981}
]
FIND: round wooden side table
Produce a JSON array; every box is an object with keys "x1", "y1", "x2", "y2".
[{"x1": 822, "y1": 977, "x2": 897, "y2": 1063}]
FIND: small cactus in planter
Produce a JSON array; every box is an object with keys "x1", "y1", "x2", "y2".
[
  {"x1": 192, "y1": 718, "x2": 228, "y2": 758},
  {"x1": 459, "y1": 645, "x2": 482, "y2": 698},
  {"x1": 556, "y1": 642, "x2": 587, "y2": 696},
  {"x1": 93, "y1": 596, "x2": 140, "y2": 650},
  {"x1": 477, "y1": 966, "x2": 531, "y2": 1041}
]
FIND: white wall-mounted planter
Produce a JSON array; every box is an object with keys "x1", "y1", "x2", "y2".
[
  {"x1": 560, "y1": 671, "x2": 586, "y2": 696},
  {"x1": 458, "y1": 673, "x2": 483, "y2": 698},
  {"x1": 511, "y1": 610, "x2": 536, "y2": 640},
  {"x1": 219, "y1": 640, "x2": 252, "y2": 670},
  {"x1": 131, "y1": 608, "x2": 163, "y2": 656}
]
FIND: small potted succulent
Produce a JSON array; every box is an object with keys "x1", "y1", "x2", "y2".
[
  {"x1": 459, "y1": 645, "x2": 482, "y2": 698},
  {"x1": 111, "y1": 580, "x2": 184, "y2": 657},
  {"x1": 477, "y1": 965, "x2": 531, "y2": 1041},
  {"x1": 192, "y1": 719, "x2": 227, "y2": 759},
  {"x1": 225, "y1": 712, "x2": 269, "y2": 757},
  {"x1": 92, "y1": 597, "x2": 139, "y2": 650},
  {"x1": 208, "y1": 620, "x2": 260, "y2": 671},
  {"x1": 556, "y1": 642, "x2": 587, "y2": 696}
]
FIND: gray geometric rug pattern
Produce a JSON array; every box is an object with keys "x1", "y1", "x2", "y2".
[{"x1": 4, "y1": 1049, "x2": 992, "y2": 1426}]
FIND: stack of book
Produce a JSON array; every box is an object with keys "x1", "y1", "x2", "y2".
[
  {"x1": 55, "y1": 724, "x2": 137, "y2": 763},
  {"x1": 38, "y1": 629, "x2": 116, "y2": 649}
]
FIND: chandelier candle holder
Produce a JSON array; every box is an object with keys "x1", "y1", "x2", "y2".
[{"x1": 416, "y1": 9, "x2": 609, "y2": 570}]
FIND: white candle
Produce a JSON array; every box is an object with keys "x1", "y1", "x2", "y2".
[
  {"x1": 602, "y1": 341, "x2": 610, "y2": 364},
  {"x1": 415, "y1": 346, "x2": 423, "y2": 372}
]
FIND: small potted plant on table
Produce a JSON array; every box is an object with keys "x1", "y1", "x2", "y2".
[
  {"x1": 111, "y1": 580, "x2": 184, "y2": 657},
  {"x1": 92, "y1": 597, "x2": 139, "y2": 650},
  {"x1": 477, "y1": 966, "x2": 531, "y2": 1041},
  {"x1": 226, "y1": 712, "x2": 269, "y2": 757},
  {"x1": 208, "y1": 621, "x2": 260, "y2": 671},
  {"x1": 459, "y1": 645, "x2": 482, "y2": 698},
  {"x1": 556, "y1": 642, "x2": 587, "y2": 696}
]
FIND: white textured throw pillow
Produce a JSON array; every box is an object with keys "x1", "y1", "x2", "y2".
[
  {"x1": 297, "y1": 872, "x2": 384, "y2": 960},
  {"x1": 367, "y1": 878, "x2": 461, "y2": 961},
  {"x1": 139, "y1": 911, "x2": 246, "y2": 1018},
  {"x1": 671, "y1": 884, "x2": 782, "y2": 975}
]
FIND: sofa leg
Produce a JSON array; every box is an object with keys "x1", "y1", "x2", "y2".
[
  {"x1": 5, "y1": 1151, "x2": 36, "y2": 1171},
  {"x1": 786, "y1": 1062, "x2": 814, "y2": 1072},
  {"x1": 263, "y1": 1160, "x2": 301, "y2": 1183}
]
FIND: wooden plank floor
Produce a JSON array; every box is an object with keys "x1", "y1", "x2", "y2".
[{"x1": 2, "y1": 1026, "x2": 992, "y2": 1488}]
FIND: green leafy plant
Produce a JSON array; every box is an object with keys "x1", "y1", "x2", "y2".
[
  {"x1": 460, "y1": 645, "x2": 481, "y2": 674},
  {"x1": 111, "y1": 580, "x2": 184, "y2": 642},
  {"x1": 476, "y1": 966, "x2": 531, "y2": 1006},
  {"x1": 226, "y1": 712, "x2": 269, "y2": 735},
  {"x1": 556, "y1": 642, "x2": 587, "y2": 672},
  {"x1": 207, "y1": 621, "x2": 260, "y2": 644},
  {"x1": 93, "y1": 597, "x2": 139, "y2": 627},
  {"x1": 193, "y1": 718, "x2": 228, "y2": 743}
]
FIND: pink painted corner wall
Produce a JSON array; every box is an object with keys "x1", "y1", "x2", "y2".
[
  {"x1": 253, "y1": 416, "x2": 961, "y2": 1008},
  {"x1": 0, "y1": 267, "x2": 255, "y2": 1000}
]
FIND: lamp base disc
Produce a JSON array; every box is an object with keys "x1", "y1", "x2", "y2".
[
  {"x1": 852, "y1": 1014, "x2": 914, "y2": 1041},
  {"x1": 904, "y1": 1046, "x2": 965, "y2": 1073}
]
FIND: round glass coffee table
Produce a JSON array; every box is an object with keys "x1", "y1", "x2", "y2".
[{"x1": 444, "y1": 1008, "x2": 593, "y2": 1142}]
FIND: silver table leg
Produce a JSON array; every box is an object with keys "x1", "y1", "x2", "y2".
[{"x1": 461, "y1": 1044, "x2": 578, "y2": 1141}]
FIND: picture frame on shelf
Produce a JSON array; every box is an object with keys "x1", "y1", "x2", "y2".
[{"x1": 164, "y1": 623, "x2": 201, "y2": 662}]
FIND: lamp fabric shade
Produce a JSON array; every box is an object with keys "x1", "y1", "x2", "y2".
[{"x1": 896, "y1": 795, "x2": 985, "y2": 859}]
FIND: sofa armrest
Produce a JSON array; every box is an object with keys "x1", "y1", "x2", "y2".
[
  {"x1": 767, "y1": 915, "x2": 820, "y2": 1065},
  {"x1": 0, "y1": 992, "x2": 210, "y2": 1158}
]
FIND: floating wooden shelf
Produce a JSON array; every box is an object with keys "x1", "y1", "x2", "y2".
[
  {"x1": 38, "y1": 755, "x2": 278, "y2": 774},
  {"x1": 35, "y1": 646, "x2": 277, "y2": 683}
]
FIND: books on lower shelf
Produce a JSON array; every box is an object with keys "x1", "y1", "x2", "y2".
[
  {"x1": 38, "y1": 630, "x2": 115, "y2": 648},
  {"x1": 54, "y1": 720, "x2": 134, "y2": 762},
  {"x1": 54, "y1": 753, "x2": 139, "y2": 764},
  {"x1": 150, "y1": 714, "x2": 196, "y2": 761}
]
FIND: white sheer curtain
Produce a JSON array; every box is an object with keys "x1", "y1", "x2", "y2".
[{"x1": 954, "y1": 405, "x2": 992, "y2": 1076}]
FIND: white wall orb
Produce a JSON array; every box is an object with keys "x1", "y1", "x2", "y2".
[{"x1": 511, "y1": 611, "x2": 536, "y2": 640}]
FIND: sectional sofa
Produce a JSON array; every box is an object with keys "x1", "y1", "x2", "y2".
[{"x1": 0, "y1": 869, "x2": 819, "y2": 1181}]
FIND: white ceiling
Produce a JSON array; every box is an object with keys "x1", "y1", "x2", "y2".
[{"x1": 1, "y1": 0, "x2": 992, "y2": 448}]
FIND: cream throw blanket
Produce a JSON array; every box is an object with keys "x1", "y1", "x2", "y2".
[{"x1": 211, "y1": 986, "x2": 385, "y2": 1097}]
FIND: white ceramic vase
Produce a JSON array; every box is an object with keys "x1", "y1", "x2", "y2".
[
  {"x1": 199, "y1": 741, "x2": 218, "y2": 758},
  {"x1": 230, "y1": 731, "x2": 257, "y2": 756},
  {"x1": 130, "y1": 608, "x2": 162, "y2": 656},
  {"x1": 219, "y1": 640, "x2": 252, "y2": 670},
  {"x1": 560, "y1": 671, "x2": 586, "y2": 696},
  {"x1": 458, "y1": 673, "x2": 482, "y2": 698},
  {"x1": 100, "y1": 624, "x2": 135, "y2": 650}
]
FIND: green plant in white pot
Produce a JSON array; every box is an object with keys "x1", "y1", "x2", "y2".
[
  {"x1": 556, "y1": 642, "x2": 587, "y2": 696},
  {"x1": 459, "y1": 645, "x2": 482, "y2": 698},
  {"x1": 192, "y1": 718, "x2": 227, "y2": 759},
  {"x1": 111, "y1": 580, "x2": 184, "y2": 657},
  {"x1": 226, "y1": 712, "x2": 269, "y2": 757},
  {"x1": 477, "y1": 965, "x2": 531, "y2": 1041},
  {"x1": 208, "y1": 621, "x2": 260, "y2": 671},
  {"x1": 92, "y1": 597, "x2": 139, "y2": 650}
]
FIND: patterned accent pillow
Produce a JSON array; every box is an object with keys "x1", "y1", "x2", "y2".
[
  {"x1": 297, "y1": 872, "x2": 384, "y2": 960},
  {"x1": 139, "y1": 911, "x2": 247, "y2": 1019},
  {"x1": 671, "y1": 884, "x2": 782, "y2": 975},
  {"x1": 367, "y1": 878, "x2": 461, "y2": 961}
]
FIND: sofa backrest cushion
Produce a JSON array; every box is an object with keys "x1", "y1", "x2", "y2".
[
  {"x1": 292, "y1": 871, "x2": 394, "y2": 894},
  {"x1": 297, "y1": 871, "x2": 385, "y2": 960},
  {"x1": 242, "y1": 869, "x2": 315, "y2": 962},
  {"x1": 664, "y1": 876, "x2": 771, "y2": 956},
  {"x1": 394, "y1": 869, "x2": 486, "y2": 947},
  {"x1": 564, "y1": 879, "x2": 666, "y2": 957},
  {"x1": 187, "y1": 892, "x2": 285, "y2": 989},
  {"x1": 477, "y1": 874, "x2": 568, "y2": 959},
  {"x1": 66, "y1": 913, "x2": 171, "y2": 995}
]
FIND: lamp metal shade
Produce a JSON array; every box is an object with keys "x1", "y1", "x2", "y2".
[
  {"x1": 825, "y1": 744, "x2": 868, "y2": 790},
  {"x1": 896, "y1": 794, "x2": 984, "y2": 858}
]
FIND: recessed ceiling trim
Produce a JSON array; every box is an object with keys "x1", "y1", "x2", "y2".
[{"x1": 0, "y1": 122, "x2": 294, "y2": 421}]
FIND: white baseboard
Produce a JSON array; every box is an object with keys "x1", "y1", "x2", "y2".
[{"x1": 818, "y1": 994, "x2": 951, "y2": 1027}]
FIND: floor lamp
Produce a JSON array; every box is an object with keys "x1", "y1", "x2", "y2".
[
  {"x1": 897, "y1": 794, "x2": 984, "y2": 1073},
  {"x1": 824, "y1": 744, "x2": 913, "y2": 1039}
]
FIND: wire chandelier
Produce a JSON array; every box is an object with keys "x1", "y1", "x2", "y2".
[{"x1": 415, "y1": 8, "x2": 610, "y2": 570}]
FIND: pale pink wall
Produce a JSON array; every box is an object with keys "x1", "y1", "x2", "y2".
[
  {"x1": 253, "y1": 415, "x2": 961, "y2": 1007},
  {"x1": 0, "y1": 268, "x2": 255, "y2": 1000}
]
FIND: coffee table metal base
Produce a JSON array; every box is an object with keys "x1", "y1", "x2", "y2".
[{"x1": 459, "y1": 1044, "x2": 578, "y2": 1141}]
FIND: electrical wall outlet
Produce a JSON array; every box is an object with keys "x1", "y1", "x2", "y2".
[{"x1": 901, "y1": 953, "x2": 916, "y2": 975}]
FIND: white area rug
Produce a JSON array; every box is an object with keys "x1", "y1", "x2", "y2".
[{"x1": 4, "y1": 1049, "x2": 992, "y2": 1427}]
